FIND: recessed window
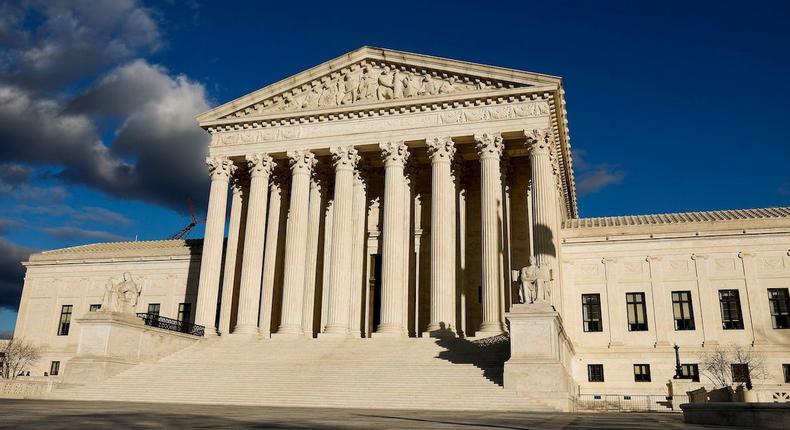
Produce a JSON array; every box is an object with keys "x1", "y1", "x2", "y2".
[
  {"x1": 731, "y1": 363, "x2": 750, "y2": 383},
  {"x1": 672, "y1": 291, "x2": 695, "y2": 330},
  {"x1": 634, "y1": 364, "x2": 651, "y2": 382},
  {"x1": 89, "y1": 304, "x2": 101, "y2": 312},
  {"x1": 178, "y1": 303, "x2": 191, "y2": 323},
  {"x1": 767, "y1": 289, "x2": 789, "y2": 329},
  {"x1": 681, "y1": 363, "x2": 700, "y2": 382},
  {"x1": 626, "y1": 292, "x2": 648, "y2": 331},
  {"x1": 719, "y1": 290, "x2": 744, "y2": 330},
  {"x1": 783, "y1": 364, "x2": 790, "y2": 383},
  {"x1": 50, "y1": 361, "x2": 60, "y2": 376},
  {"x1": 148, "y1": 303, "x2": 161, "y2": 318},
  {"x1": 587, "y1": 364, "x2": 604, "y2": 382},
  {"x1": 57, "y1": 305, "x2": 73, "y2": 336},
  {"x1": 582, "y1": 294, "x2": 603, "y2": 332}
]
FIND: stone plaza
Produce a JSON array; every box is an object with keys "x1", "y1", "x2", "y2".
[{"x1": 6, "y1": 47, "x2": 790, "y2": 412}]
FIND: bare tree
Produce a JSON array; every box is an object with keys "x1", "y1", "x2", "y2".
[
  {"x1": 0, "y1": 338, "x2": 41, "y2": 380},
  {"x1": 699, "y1": 344, "x2": 767, "y2": 388}
]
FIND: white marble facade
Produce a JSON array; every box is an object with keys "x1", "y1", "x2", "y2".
[{"x1": 13, "y1": 48, "x2": 790, "y2": 395}]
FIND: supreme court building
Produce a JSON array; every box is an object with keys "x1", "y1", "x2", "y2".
[{"x1": 11, "y1": 47, "x2": 790, "y2": 411}]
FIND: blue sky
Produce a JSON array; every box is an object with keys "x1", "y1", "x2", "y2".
[{"x1": 1, "y1": 0, "x2": 788, "y2": 333}]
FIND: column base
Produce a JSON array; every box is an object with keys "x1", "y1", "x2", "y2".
[
  {"x1": 318, "y1": 331, "x2": 350, "y2": 340},
  {"x1": 231, "y1": 324, "x2": 259, "y2": 335},
  {"x1": 275, "y1": 323, "x2": 304, "y2": 337}
]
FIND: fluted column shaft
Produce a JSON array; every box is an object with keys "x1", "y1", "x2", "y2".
[
  {"x1": 233, "y1": 154, "x2": 274, "y2": 334},
  {"x1": 426, "y1": 137, "x2": 457, "y2": 336},
  {"x1": 348, "y1": 170, "x2": 367, "y2": 337},
  {"x1": 375, "y1": 141, "x2": 409, "y2": 336},
  {"x1": 323, "y1": 146, "x2": 360, "y2": 336},
  {"x1": 259, "y1": 177, "x2": 284, "y2": 335},
  {"x1": 195, "y1": 156, "x2": 236, "y2": 334},
  {"x1": 475, "y1": 133, "x2": 506, "y2": 335},
  {"x1": 277, "y1": 150, "x2": 316, "y2": 335},
  {"x1": 528, "y1": 129, "x2": 561, "y2": 301},
  {"x1": 301, "y1": 172, "x2": 325, "y2": 337},
  {"x1": 218, "y1": 174, "x2": 248, "y2": 335}
]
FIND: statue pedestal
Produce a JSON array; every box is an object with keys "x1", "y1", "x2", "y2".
[
  {"x1": 504, "y1": 303, "x2": 576, "y2": 412},
  {"x1": 63, "y1": 311, "x2": 199, "y2": 385}
]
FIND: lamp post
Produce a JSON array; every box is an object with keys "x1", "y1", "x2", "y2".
[{"x1": 673, "y1": 344, "x2": 684, "y2": 379}]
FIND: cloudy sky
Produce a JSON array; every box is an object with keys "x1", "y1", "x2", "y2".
[{"x1": 1, "y1": 0, "x2": 788, "y2": 333}]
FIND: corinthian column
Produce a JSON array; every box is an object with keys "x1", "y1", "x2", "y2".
[
  {"x1": 348, "y1": 169, "x2": 367, "y2": 337},
  {"x1": 276, "y1": 150, "x2": 316, "y2": 336},
  {"x1": 323, "y1": 146, "x2": 360, "y2": 336},
  {"x1": 375, "y1": 141, "x2": 409, "y2": 337},
  {"x1": 426, "y1": 136, "x2": 457, "y2": 337},
  {"x1": 527, "y1": 129, "x2": 561, "y2": 304},
  {"x1": 218, "y1": 171, "x2": 248, "y2": 335},
  {"x1": 233, "y1": 153, "x2": 275, "y2": 334},
  {"x1": 475, "y1": 132, "x2": 506, "y2": 335},
  {"x1": 301, "y1": 170, "x2": 327, "y2": 337},
  {"x1": 195, "y1": 156, "x2": 236, "y2": 334},
  {"x1": 259, "y1": 171, "x2": 286, "y2": 336}
]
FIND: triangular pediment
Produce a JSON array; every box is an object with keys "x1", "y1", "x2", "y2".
[{"x1": 197, "y1": 46, "x2": 561, "y2": 123}]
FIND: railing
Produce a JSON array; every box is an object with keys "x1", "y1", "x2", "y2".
[
  {"x1": 577, "y1": 394, "x2": 688, "y2": 412},
  {"x1": 136, "y1": 313, "x2": 205, "y2": 337}
]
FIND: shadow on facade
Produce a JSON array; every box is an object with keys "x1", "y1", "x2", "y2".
[{"x1": 532, "y1": 224, "x2": 556, "y2": 259}]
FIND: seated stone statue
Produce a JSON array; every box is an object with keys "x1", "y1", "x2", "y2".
[
  {"x1": 517, "y1": 257, "x2": 552, "y2": 305},
  {"x1": 101, "y1": 272, "x2": 141, "y2": 314}
]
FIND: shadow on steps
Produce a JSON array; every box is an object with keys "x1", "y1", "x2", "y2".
[{"x1": 433, "y1": 332, "x2": 511, "y2": 387}]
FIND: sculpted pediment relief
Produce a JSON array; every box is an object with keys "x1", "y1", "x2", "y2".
[{"x1": 223, "y1": 60, "x2": 528, "y2": 119}]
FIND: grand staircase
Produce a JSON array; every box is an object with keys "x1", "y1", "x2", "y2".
[{"x1": 49, "y1": 335, "x2": 555, "y2": 411}]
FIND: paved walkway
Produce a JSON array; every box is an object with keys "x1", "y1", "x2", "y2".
[{"x1": 0, "y1": 400, "x2": 738, "y2": 429}]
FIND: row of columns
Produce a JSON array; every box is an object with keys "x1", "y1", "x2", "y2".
[{"x1": 194, "y1": 129, "x2": 561, "y2": 338}]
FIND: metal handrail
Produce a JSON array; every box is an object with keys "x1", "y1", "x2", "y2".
[{"x1": 136, "y1": 313, "x2": 205, "y2": 337}]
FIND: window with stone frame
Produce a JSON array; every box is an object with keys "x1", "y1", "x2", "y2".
[
  {"x1": 719, "y1": 290, "x2": 744, "y2": 330},
  {"x1": 767, "y1": 288, "x2": 789, "y2": 329},
  {"x1": 57, "y1": 305, "x2": 73, "y2": 336},
  {"x1": 672, "y1": 291, "x2": 696, "y2": 330},
  {"x1": 731, "y1": 363, "x2": 750, "y2": 383},
  {"x1": 89, "y1": 304, "x2": 101, "y2": 312},
  {"x1": 633, "y1": 364, "x2": 651, "y2": 382},
  {"x1": 582, "y1": 294, "x2": 603, "y2": 332},
  {"x1": 681, "y1": 363, "x2": 700, "y2": 382},
  {"x1": 783, "y1": 364, "x2": 790, "y2": 383},
  {"x1": 49, "y1": 361, "x2": 60, "y2": 376},
  {"x1": 178, "y1": 303, "x2": 191, "y2": 323},
  {"x1": 626, "y1": 292, "x2": 648, "y2": 331},
  {"x1": 587, "y1": 364, "x2": 604, "y2": 382},
  {"x1": 148, "y1": 303, "x2": 161, "y2": 318}
]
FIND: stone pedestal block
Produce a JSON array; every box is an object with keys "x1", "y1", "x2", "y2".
[
  {"x1": 63, "y1": 312, "x2": 199, "y2": 385},
  {"x1": 504, "y1": 304, "x2": 576, "y2": 412}
]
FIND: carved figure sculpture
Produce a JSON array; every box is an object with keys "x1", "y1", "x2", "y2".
[
  {"x1": 518, "y1": 256, "x2": 552, "y2": 304},
  {"x1": 101, "y1": 272, "x2": 142, "y2": 314}
]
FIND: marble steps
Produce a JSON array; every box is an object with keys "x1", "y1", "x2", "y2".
[{"x1": 51, "y1": 337, "x2": 554, "y2": 411}]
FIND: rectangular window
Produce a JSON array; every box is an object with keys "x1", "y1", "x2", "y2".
[
  {"x1": 719, "y1": 290, "x2": 744, "y2": 330},
  {"x1": 731, "y1": 363, "x2": 750, "y2": 383},
  {"x1": 634, "y1": 364, "x2": 651, "y2": 382},
  {"x1": 672, "y1": 291, "x2": 696, "y2": 330},
  {"x1": 89, "y1": 304, "x2": 101, "y2": 312},
  {"x1": 50, "y1": 361, "x2": 60, "y2": 376},
  {"x1": 768, "y1": 288, "x2": 789, "y2": 329},
  {"x1": 681, "y1": 363, "x2": 700, "y2": 382},
  {"x1": 626, "y1": 292, "x2": 648, "y2": 331},
  {"x1": 587, "y1": 364, "x2": 604, "y2": 382},
  {"x1": 178, "y1": 303, "x2": 191, "y2": 323},
  {"x1": 582, "y1": 294, "x2": 603, "y2": 332},
  {"x1": 783, "y1": 364, "x2": 790, "y2": 383},
  {"x1": 148, "y1": 303, "x2": 161, "y2": 318},
  {"x1": 57, "y1": 305, "x2": 73, "y2": 336}
]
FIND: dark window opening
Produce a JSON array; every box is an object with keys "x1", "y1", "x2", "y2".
[
  {"x1": 89, "y1": 304, "x2": 101, "y2": 312},
  {"x1": 626, "y1": 292, "x2": 648, "y2": 331},
  {"x1": 681, "y1": 363, "x2": 700, "y2": 382},
  {"x1": 719, "y1": 290, "x2": 744, "y2": 330},
  {"x1": 731, "y1": 363, "x2": 750, "y2": 383},
  {"x1": 582, "y1": 294, "x2": 603, "y2": 332},
  {"x1": 57, "y1": 305, "x2": 73, "y2": 336},
  {"x1": 768, "y1": 288, "x2": 789, "y2": 329},
  {"x1": 148, "y1": 303, "x2": 161, "y2": 318},
  {"x1": 634, "y1": 364, "x2": 651, "y2": 382},
  {"x1": 587, "y1": 364, "x2": 604, "y2": 382},
  {"x1": 672, "y1": 291, "x2": 696, "y2": 330},
  {"x1": 49, "y1": 361, "x2": 60, "y2": 376}
]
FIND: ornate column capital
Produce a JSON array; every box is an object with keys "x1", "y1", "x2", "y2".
[
  {"x1": 525, "y1": 128, "x2": 553, "y2": 154},
  {"x1": 330, "y1": 145, "x2": 360, "y2": 171},
  {"x1": 286, "y1": 150, "x2": 317, "y2": 175},
  {"x1": 206, "y1": 156, "x2": 236, "y2": 182},
  {"x1": 379, "y1": 141, "x2": 409, "y2": 167},
  {"x1": 474, "y1": 132, "x2": 504, "y2": 160},
  {"x1": 245, "y1": 153, "x2": 275, "y2": 177},
  {"x1": 427, "y1": 136, "x2": 456, "y2": 163}
]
